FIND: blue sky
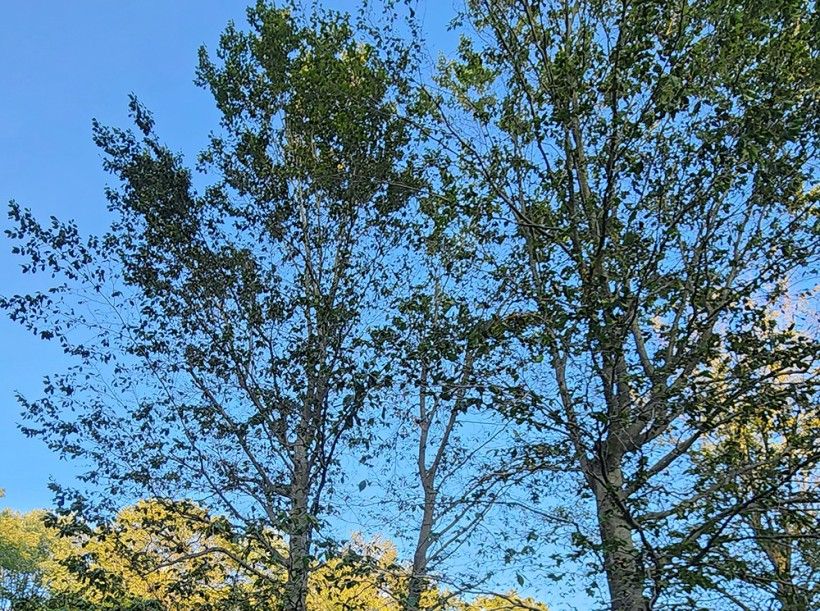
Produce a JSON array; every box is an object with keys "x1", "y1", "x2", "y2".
[{"x1": 0, "y1": 1, "x2": 454, "y2": 512}]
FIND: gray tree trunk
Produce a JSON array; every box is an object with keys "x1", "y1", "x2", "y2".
[
  {"x1": 405, "y1": 486, "x2": 435, "y2": 611},
  {"x1": 284, "y1": 440, "x2": 311, "y2": 611},
  {"x1": 592, "y1": 465, "x2": 650, "y2": 611}
]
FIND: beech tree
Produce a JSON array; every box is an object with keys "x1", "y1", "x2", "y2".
[
  {"x1": 422, "y1": 0, "x2": 820, "y2": 608},
  {"x1": 2, "y1": 3, "x2": 415, "y2": 610}
]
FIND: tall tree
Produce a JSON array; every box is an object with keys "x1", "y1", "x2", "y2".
[
  {"x1": 2, "y1": 3, "x2": 415, "y2": 609},
  {"x1": 423, "y1": 0, "x2": 820, "y2": 607},
  {"x1": 5, "y1": 0, "x2": 820, "y2": 608},
  {"x1": 372, "y1": 226, "x2": 530, "y2": 609}
]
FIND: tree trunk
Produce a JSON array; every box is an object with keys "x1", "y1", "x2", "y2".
[
  {"x1": 284, "y1": 442, "x2": 311, "y2": 611},
  {"x1": 592, "y1": 465, "x2": 649, "y2": 611},
  {"x1": 405, "y1": 487, "x2": 435, "y2": 611},
  {"x1": 285, "y1": 528, "x2": 310, "y2": 611}
]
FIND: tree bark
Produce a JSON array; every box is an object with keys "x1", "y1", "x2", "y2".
[
  {"x1": 592, "y1": 464, "x2": 650, "y2": 611},
  {"x1": 405, "y1": 363, "x2": 435, "y2": 611},
  {"x1": 284, "y1": 440, "x2": 311, "y2": 611},
  {"x1": 405, "y1": 487, "x2": 435, "y2": 611}
]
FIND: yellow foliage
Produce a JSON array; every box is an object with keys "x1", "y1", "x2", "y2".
[
  {"x1": 0, "y1": 505, "x2": 74, "y2": 604},
  {"x1": 459, "y1": 592, "x2": 550, "y2": 610},
  {"x1": 0, "y1": 508, "x2": 52, "y2": 573},
  {"x1": 1, "y1": 498, "x2": 550, "y2": 611},
  {"x1": 46, "y1": 499, "x2": 257, "y2": 609}
]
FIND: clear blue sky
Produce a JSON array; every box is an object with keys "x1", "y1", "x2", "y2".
[{"x1": 0, "y1": 0, "x2": 454, "y2": 512}]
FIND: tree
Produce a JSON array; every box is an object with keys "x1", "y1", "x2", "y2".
[
  {"x1": 2, "y1": 2, "x2": 415, "y2": 610},
  {"x1": 5, "y1": 0, "x2": 820, "y2": 608},
  {"x1": 45, "y1": 499, "x2": 259, "y2": 610},
  {"x1": 693, "y1": 408, "x2": 820, "y2": 610},
  {"x1": 0, "y1": 498, "x2": 93, "y2": 611},
  {"x1": 457, "y1": 593, "x2": 549, "y2": 611},
  {"x1": 371, "y1": 205, "x2": 537, "y2": 609},
  {"x1": 0, "y1": 501, "x2": 53, "y2": 609},
  {"x1": 422, "y1": 0, "x2": 820, "y2": 607}
]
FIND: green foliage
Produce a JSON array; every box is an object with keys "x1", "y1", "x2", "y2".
[
  {"x1": 3, "y1": 2, "x2": 417, "y2": 609},
  {"x1": 425, "y1": 0, "x2": 820, "y2": 607}
]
